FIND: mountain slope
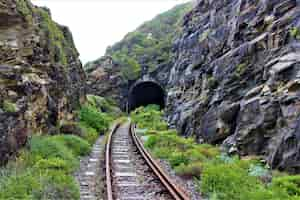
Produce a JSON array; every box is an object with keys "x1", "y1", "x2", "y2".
[{"x1": 85, "y1": 3, "x2": 192, "y2": 80}]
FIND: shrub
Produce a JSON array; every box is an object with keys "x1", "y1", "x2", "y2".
[
  {"x1": 200, "y1": 162, "x2": 261, "y2": 200},
  {"x1": 29, "y1": 136, "x2": 78, "y2": 172},
  {"x1": 271, "y1": 175, "x2": 300, "y2": 196},
  {"x1": 51, "y1": 135, "x2": 91, "y2": 156},
  {"x1": 152, "y1": 147, "x2": 173, "y2": 159},
  {"x1": 290, "y1": 27, "x2": 300, "y2": 40},
  {"x1": 168, "y1": 151, "x2": 189, "y2": 168},
  {"x1": 0, "y1": 170, "x2": 40, "y2": 200},
  {"x1": 131, "y1": 105, "x2": 168, "y2": 131},
  {"x1": 174, "y1": 162, "x2": 202, "y2": 178},
  {"x1": 79, "y1": 122, "x2": 99, "y2": 144},
  {"x1": 79, "y1": 105, "x2": 111, "y2": 133},
  {"x1": 37, "y1": 170, "x2": 80, "y2": 200},
  {"x1": 34, "y1": 158, "x2": 70, "y2": 172},
  {"x1": 87, "y1": 95, "x2": 121, "y2": 117}
]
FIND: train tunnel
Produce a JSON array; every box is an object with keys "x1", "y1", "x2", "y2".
[{"x1": 128, "y1": 81, "x2": 165, "y2": 111}]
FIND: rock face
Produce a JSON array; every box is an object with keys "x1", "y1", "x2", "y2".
[
  {"x1": 167, "y1": 0, "x2": 300, "y2": 172},
  {"x1": 86, "y1": 56, "x2": 171, "y2": 111},
  {"x1": 86, "y1": 56, "x2": 127, "y2": 110},
  {"x1": 0, "y1": 0, "x2": 85, "y2": 165}
]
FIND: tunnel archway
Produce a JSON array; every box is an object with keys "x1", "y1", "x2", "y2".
[{"x1": 128, "y1": 81, "x2": 165, "y2": 111}]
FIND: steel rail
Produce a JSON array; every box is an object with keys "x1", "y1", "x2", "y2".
[
  {"x1": 106, "y1": 122, "x2": 190, "y2": 200},
  {"x1": 105, "y1": 123, "x2": 120, "y2": 200},
  {"x1": 129, "y1": 123, "x2": 190, "y2": 200}
]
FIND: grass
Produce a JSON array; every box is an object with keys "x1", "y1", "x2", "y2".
[
  {"x1": 131, "y1": 105, "x2": 300, "y2": 200},
  {"x1": 0, "y1": 95, "x2": 120, "y2": 199}
]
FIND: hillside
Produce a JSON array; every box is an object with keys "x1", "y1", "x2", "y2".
[{"x1": 85, "y1": 2, "x2": 192, "y2": 80}]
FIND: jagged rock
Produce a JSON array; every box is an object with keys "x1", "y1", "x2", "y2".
[
  {"x1": 0, "y1": 0, "x2": 85, "y2": 165},
  {"x1": 166, "y1": 0, "x2": 300, "y2": 172}
]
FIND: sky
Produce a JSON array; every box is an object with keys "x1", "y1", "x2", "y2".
[{"x1": 31, "y1": 0, "x2": 190, "y2": 64}]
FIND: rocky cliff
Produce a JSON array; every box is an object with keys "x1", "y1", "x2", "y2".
[
  {"x1": 85, "y1": 0, "x2": 300, "y2": 172},
  {"x1": 167, "y1": 0, "x2": 300, "y2": 173},
  {"x1": 0, "y1": 0, "x2": 85, "y2": 165}
]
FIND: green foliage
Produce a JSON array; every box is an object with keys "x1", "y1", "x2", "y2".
[
  {"x1": 290, "y1": 27, "x2": 300, "y2": 40},
  {"x1": 201, "y1": 162, "x2": 261, "y2": 200},
  {"x1": 87, "y1": 95, "x2": 121, "y2": 117},
  {"x1": 207, "y1": 76, "x2": 218, "y2": 89},
  {"x1": 34, "y1": 158, "x2": 70, "y2": 172},
  {"x1": 0, "y1": 95, "x2": 121, "y2": 200},
  {"x1": 16, "y1": 0, "x2": 33, "y2": 23},
  {"x1": 29, "y1": 136, "x2": 79, "y2": 171},
  {"x1": 131, "y1": 105, "x2": 300, "y2": 200},
  {"x1": 235, "y1": 62, "x2": 248, "y2": 76},
  {"x1": 131, "y1": 105, "x2": 168, "y2": 131},
  {"x1": 37, "y1": 170, "x2": 80, "y2": 200},
  {"x1": 79, "y1": 105, "x2": 112, "y2": 133},
  {"x1": 271, "y1": 175, "x2": 300, "y2": 196},
  {"x1": 0, "y1": 134, "x2": 88, "y2": 199},
  {"x1": 50, "y1": 135, "x2": 91, "y2": 156},
  {"x1": 174, "y1": 162, "x2": 202, "y2": 178},
  {"x1": 79, "y1": 122, "x2": 99, "y2": 144},
  {"x1": 2, "y1": 100, "x2": 17, "y2": 113},
  {"x1": 36, "y1": 9, "x2": 70, "y2": 66},
  {"x1": 87, "y1": 3, "x2": 192, "y2": 79}
]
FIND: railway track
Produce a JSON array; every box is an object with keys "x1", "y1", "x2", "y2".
[{"x1": 106, "y1": 122, "x2": 190, "y2": 200}]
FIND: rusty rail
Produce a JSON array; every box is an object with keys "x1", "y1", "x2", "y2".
[
  {"x1": 106, "y1": 122, "x2": 190, "y2": 200},
  {"x1": 105, "y1": 123, "x2": 120, "y2": 200},
  {"x1": 130, "y1": 123, "x2": 190, "y2": 200}
]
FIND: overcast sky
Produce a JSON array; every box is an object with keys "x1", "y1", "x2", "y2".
[{"x1": 31, "y1": 0, "x2": 190, "y2": 64}]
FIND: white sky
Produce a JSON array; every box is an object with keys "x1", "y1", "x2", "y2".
[{"x1": 31, "y1": 0, "x2": 190, "y2": 64}]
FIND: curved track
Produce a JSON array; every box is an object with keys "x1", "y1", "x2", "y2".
[{"x1": 106, "y1": 122, "x2": 190, "y2": 200}]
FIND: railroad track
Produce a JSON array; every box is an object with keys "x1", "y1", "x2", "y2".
[{"x1": 106, "y1": 122, "x2": 190, "y2": 200}]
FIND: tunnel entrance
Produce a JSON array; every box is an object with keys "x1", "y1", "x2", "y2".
[{"x1": 128, "y1": 81, "x2": 165, "y2": 111}]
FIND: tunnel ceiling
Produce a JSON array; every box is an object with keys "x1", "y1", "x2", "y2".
[{"x1": 128, "y1": 81, "x2": 165, "y2": 111}]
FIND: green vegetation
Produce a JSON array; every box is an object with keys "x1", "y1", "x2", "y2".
[
  {"x1": 235, "y1": 62, "x2": 248, "y2": 76},
  {"x1": 35, "y1": 8, "x2": 73, "y2": 67},
  {"x1": 79, "y1": 105, "x2": 112, "y2": 133},
  {"x1": 85, "y1": 3, "x2": 192, "y2": 80},
  {"x1": 2, "y1": 100, "x2": 17, "y2": 113},
  {"x1": 0, "y1": 95, "x2": 120, "y2": 199},
  {"x1": 131, "y1": 105, "x2": 300, "y2": 200},
  {"x1": 16, "y1": 0, "x2": 33, "y2": 23},
  {"x1": 207, "y1": 75, "x2": 218, "y2": 89},
  {"x1": 290, "y1": 27, "x2": 300, "y2": 40}
]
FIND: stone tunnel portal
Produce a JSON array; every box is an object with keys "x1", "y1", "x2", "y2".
[{"x1": 128, "y1": 81, "x2": 165, "y2": 112}]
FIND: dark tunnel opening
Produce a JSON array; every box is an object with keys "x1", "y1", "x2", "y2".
[{"x1": 128, "y1": 81, "x2": 165, "y2": 112}]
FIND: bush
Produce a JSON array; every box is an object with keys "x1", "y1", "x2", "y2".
[
  {"x1": 271, "y1": 175, "x2": 300, "y2": 196},
  {"x1": 174, "y1": 162, "x2": 202, "y2": 178},
  {"x1": 34, "y1": 158, "x2": 70, "y2": 172},
  {"x1": 51, "y1": 135, "x2": 91, "y2": 156},
  {"x1": 37, "y1": 170, "x2": 80, "y2": 200},
  {"x1": 131, "y1": 105, "x2": 168, "y2": 131},
  {"x1": 29, "y1": 136, "x2": 78, "y2": 172},
  {"x1": 200, "y1": 162, "x2": 261, "y2": 200},
  {"x1": 168, "y1": 151, "x2": 189, "y2": 168},
  {"x1": 79, "y1": 122, "x2": 99, "y2": 144},
  {"x1": 79, "y1": 105, "x2": 111, "y2": 133},
  {"x1": 0, "y1": 170, "x2": 40, "y2": 200}
]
